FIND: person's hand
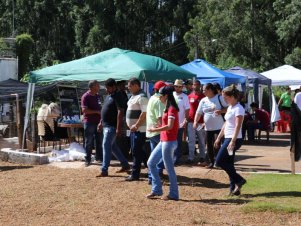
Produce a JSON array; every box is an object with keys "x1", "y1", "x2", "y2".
[
  {"x1": 214, "y1": 139, "x2": 221, "y2": 149},
  {"x1": 97, "y1": 122, "x2": 102, "y2": 132},
  {"x1": 214, "y1": 110, "x2": 222, "y2": 115},
  {"x1": 116, "y1": 128, "x2": 121, "y2": 137},
  {"x1": 180, "y1": 120, "x2": 187, "y2": 128},
  {"x1": 148, "y1": 127, "x2": 155, "y2": 132},
  {"x1": 227, "y1": 140, "x2": 235, "y2": 152},
  {"x1": 193, "y1": 122, "x2": 198, "y2": 129},
  {"x1": 130, "y1": 124, "x2": 138, "y2": 132}
]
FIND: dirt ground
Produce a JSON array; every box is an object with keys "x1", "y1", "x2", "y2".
[{"x1": 1, "y1": 132, "x2": 301, "y2": 226}]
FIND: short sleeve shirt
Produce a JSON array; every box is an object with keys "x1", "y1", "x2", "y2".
[
  {"x1": 197, "y1": 94, "x2": 227, "y2": 131},
  {"x1": 173, "y1": 92, "x2": 190, "y2": 126},
  {"x1": 280, "y1": 92, "x2": 292, "y2": 108},
  {"x1": 126, "y1": 90, "x2": 148, "y2": 132},
  {"x1": 224, "y1": 103, "x2": 245, "y2": 139},
  {"x1": 188, "y1": 92, "x2": 205, "y2": 123},
  {"x1": 255, "y1": 109, "x2": 270, "y2": 129},
  {"x1": 160, "y1": 106, "x2": 179, "y2": 142},
  {"x1": 146, "y1": 93, "x2": 165, "y2": 138},
  {"x1": 294, "y1": 92, "x2": 301, "y2": 110},
  {"x1": 101, "y1": 91, "x2": 124, "y2": 127},
  {"x1": 81, "y1": 91, "x2": 101, "y2": 123}
]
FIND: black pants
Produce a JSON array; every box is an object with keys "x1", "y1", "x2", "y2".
[
  {"x1": 206, "y1": 130, "x2": 221, "y2": 164},
  {"x1": 130, "y1": 131, "x2": 146, "y2": 179}
]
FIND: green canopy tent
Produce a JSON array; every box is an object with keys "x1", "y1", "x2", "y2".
[
  {"x1": 24, "y1": 48, "x2": 195, "y2": 151},
  {"x1": 29, "y1": 48, "x2": 195, "y2": 83}
]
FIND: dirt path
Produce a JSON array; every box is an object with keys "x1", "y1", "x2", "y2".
[{"x1": 1, "y1": 132, "x2": 300, "y2": 225}]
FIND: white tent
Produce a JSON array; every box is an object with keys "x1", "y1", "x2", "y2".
[{"x1": 261, "y1": 65, "x2": 301, "y2": 86}]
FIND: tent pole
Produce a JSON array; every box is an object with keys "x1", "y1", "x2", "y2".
[{"x1": 22, "y1": 83, "x2": 35, "y2": 151}]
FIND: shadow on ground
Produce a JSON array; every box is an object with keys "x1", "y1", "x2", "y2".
[
  {"x1": 181, "y1": 197, "x2": 250, "y2": 205},
  {"x1": 242, "y1": 191, "x2": 301, "y2": 198},
  {"x1": 0, "y1": 165, "x2": 33, "y2": 172},
  {"x1": 176, "y1": 175, "x2": 228, "y2": 189}
]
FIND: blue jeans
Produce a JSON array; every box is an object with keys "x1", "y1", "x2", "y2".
[
  {"x1": 130, "y1": 131, "x2": 146, "y2": 179},
  {"x1": 148, "y1": 135, "x2": 164, "y2": 181},
  {"x1": 174, "y1": 128, "x2": 184, "y2": 163},
  {"x1": 102, "y1": 126, "x2": 129, "y2": 173},
  {"x1": 147, "y1": 141, "x2": 179, "y2": 199},
  {"x1": 187, "y1": 122, "x2": 206, "y2": 161},
  {"x1": 215, "y1": 138, "x2": 244, "y2": 192},
  {"x1": 84, "y1": 122, "x2": 103, "y2": 162}
]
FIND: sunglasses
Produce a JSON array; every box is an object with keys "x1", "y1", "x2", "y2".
[{"x1": 174, "y1": 86, "x2": 183, "y2": 88}]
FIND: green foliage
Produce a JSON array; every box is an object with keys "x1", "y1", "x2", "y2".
[
  {"x1": 240, "y1": 174, "x2": 301, "y2": 213},
  {"x1": 16, "y1": 33, "x2": 34, "y2": 80},
  {"x1": 0, "y1": 0, "x2": 300, "y2": 74},
  {"x1": 285, "y1": 47, "x2": 301, "y2": 68},
  {"x1": 0, "y1": 37, "x2": 8, "y2": 50}
]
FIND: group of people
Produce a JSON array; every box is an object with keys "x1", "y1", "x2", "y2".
[{"x1": 81, "y1": 78, "x2": 247, "y2": 201}]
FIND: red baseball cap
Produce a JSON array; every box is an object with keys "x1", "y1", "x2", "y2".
[{"x1": 154, "y1": 81, "x2": 167, "y2": 90}]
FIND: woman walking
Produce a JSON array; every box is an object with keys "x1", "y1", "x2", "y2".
[
  {"x1": 193, "y1": 83, "x2": 227, "y2": 168},
  {"x1": 214, "y1": 85, "x2": 246, "y2": 196},
  {"x1": 147, "y1": 86, "x2": 179, "y2": 201}
]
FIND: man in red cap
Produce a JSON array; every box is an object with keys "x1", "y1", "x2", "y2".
[{"x1": 145, "y1": 80, "x2": 167, "y2": 184}]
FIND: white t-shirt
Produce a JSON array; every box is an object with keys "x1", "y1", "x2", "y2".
[
  {"x1": 294, "y1": 92, "x2": 301, "y2": 110},
  {"x1": 197, "y1": 94, "x2": 228, "y2": 131},
  {"x1": 224, "y1": 103, "x2": 245, "y2": 139},
  {"x1": 173, "y1": 92, "x2": 190, "y2": 127}
]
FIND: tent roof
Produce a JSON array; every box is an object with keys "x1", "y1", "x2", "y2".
[
  {"x1": 29, "y1": 48, "x2": 195, "y2": 83},
  {"x1": 180, "y1": 59, "x2": 246, "y2": 88},
  {"x1": 261, "y1": 65, "x2": 301, "y2": 86},
  {"x1": 0, "y1": 79, "x2": 56, "y2": 101},
  {"x1": 225, "y1": 66, "x2": 271, "y2": 86}
]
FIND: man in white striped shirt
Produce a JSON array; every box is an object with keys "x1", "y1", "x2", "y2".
[{"x1": 125, "y1": 78, "x2": 149, "y2": 181}]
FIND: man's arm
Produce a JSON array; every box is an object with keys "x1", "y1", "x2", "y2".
[
  {"x1": 116, "y1": 108, "x2": 124, "y2": 136},
  {"x1": 130, "y1": 112, "x2": 146, "y2": 132},
  {"x1": 82, "y1": 107, "x2": 100, "y2": 115}
]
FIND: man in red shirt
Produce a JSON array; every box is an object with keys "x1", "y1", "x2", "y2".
[
  {"x1": 187, "y1": 80, "x2": 206, "y2": 165},
  {"x1": 247, "y1": 102, "x2": 270, "y2": 142}
]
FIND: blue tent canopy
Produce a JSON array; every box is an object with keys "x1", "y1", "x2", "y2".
[
  {"x1": 181, "y1": 59, "x2": 246, "y2": 88},
  {"x1": 225, "y1": 66, "x2": 272, "y2": 105}
]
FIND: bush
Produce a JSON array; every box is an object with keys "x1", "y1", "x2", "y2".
[{"x1": 16, "y1": 34, "x2": 34, "y2": 80}]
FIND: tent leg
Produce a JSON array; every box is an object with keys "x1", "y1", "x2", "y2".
[{"x1": 290, "y1": 150, "x2": 295, "y2": 175}]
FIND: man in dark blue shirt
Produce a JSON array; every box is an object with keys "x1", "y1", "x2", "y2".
[{"x1": 96, "y1": 78, "x2": 130, "y2": 177}]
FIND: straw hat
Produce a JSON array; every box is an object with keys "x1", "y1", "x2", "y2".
[{"x1": 174, "y1": 79, "x2": 184, "y2": 86}]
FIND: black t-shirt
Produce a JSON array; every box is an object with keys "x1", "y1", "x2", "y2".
[{"x1": 101, "y1": 91, "x2": 124, "y2": 127}]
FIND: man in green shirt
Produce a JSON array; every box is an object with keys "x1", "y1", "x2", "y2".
[
  {"x1": 278, "y1": 87, "x2": 292, "y2": 111},
  {"x1": 146, "y1": 81, "x2": 166, "y2": 184}
]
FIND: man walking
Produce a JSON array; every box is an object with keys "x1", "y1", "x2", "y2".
[
  {"x1": 187, "y1": 80, "x2": 206, "y2": 165},
  {"x1": 173, "y1": 79, "x2": 190, "y2": 164},
  {"x1": 81, "y1": 80, "x2": 102, "y2": 166},
  {"x1": 126, "y1": 78, "x2": 149, "y2": 181},
  {"x1": 146, "y1": 80, "x2": 166, "y2": 183},
  {"x1": 97, "y1": 78, "x2": 130, "y2": 177}
]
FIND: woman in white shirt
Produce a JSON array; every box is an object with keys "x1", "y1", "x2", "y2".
[
  {"x1": 214, "y1": 85, "x2": 246, "y2": 196},
  {"x1": 194, "y1": 83, "x2": 227, "y2": 168}
]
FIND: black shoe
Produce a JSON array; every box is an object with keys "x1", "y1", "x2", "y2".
[
  {"x1": 229, "y1": 190, "x2": 241, "y2": 196},
  {"x1": 233, "y1": 179, "x2": 247, "y2": 195},
  {"x1": 96, "y1": 171, "x2": 108, "y2": 177},
  {"x1": 125, "y1": 176, "x2": 139, "y2": 182},
  {"x1": 85, "y1": 161, "x2": 91, "y2": 167}
]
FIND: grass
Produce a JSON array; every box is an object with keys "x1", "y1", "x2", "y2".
[{"x1": 239, "y1": 174, "x2": 301, "y2": 213}]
